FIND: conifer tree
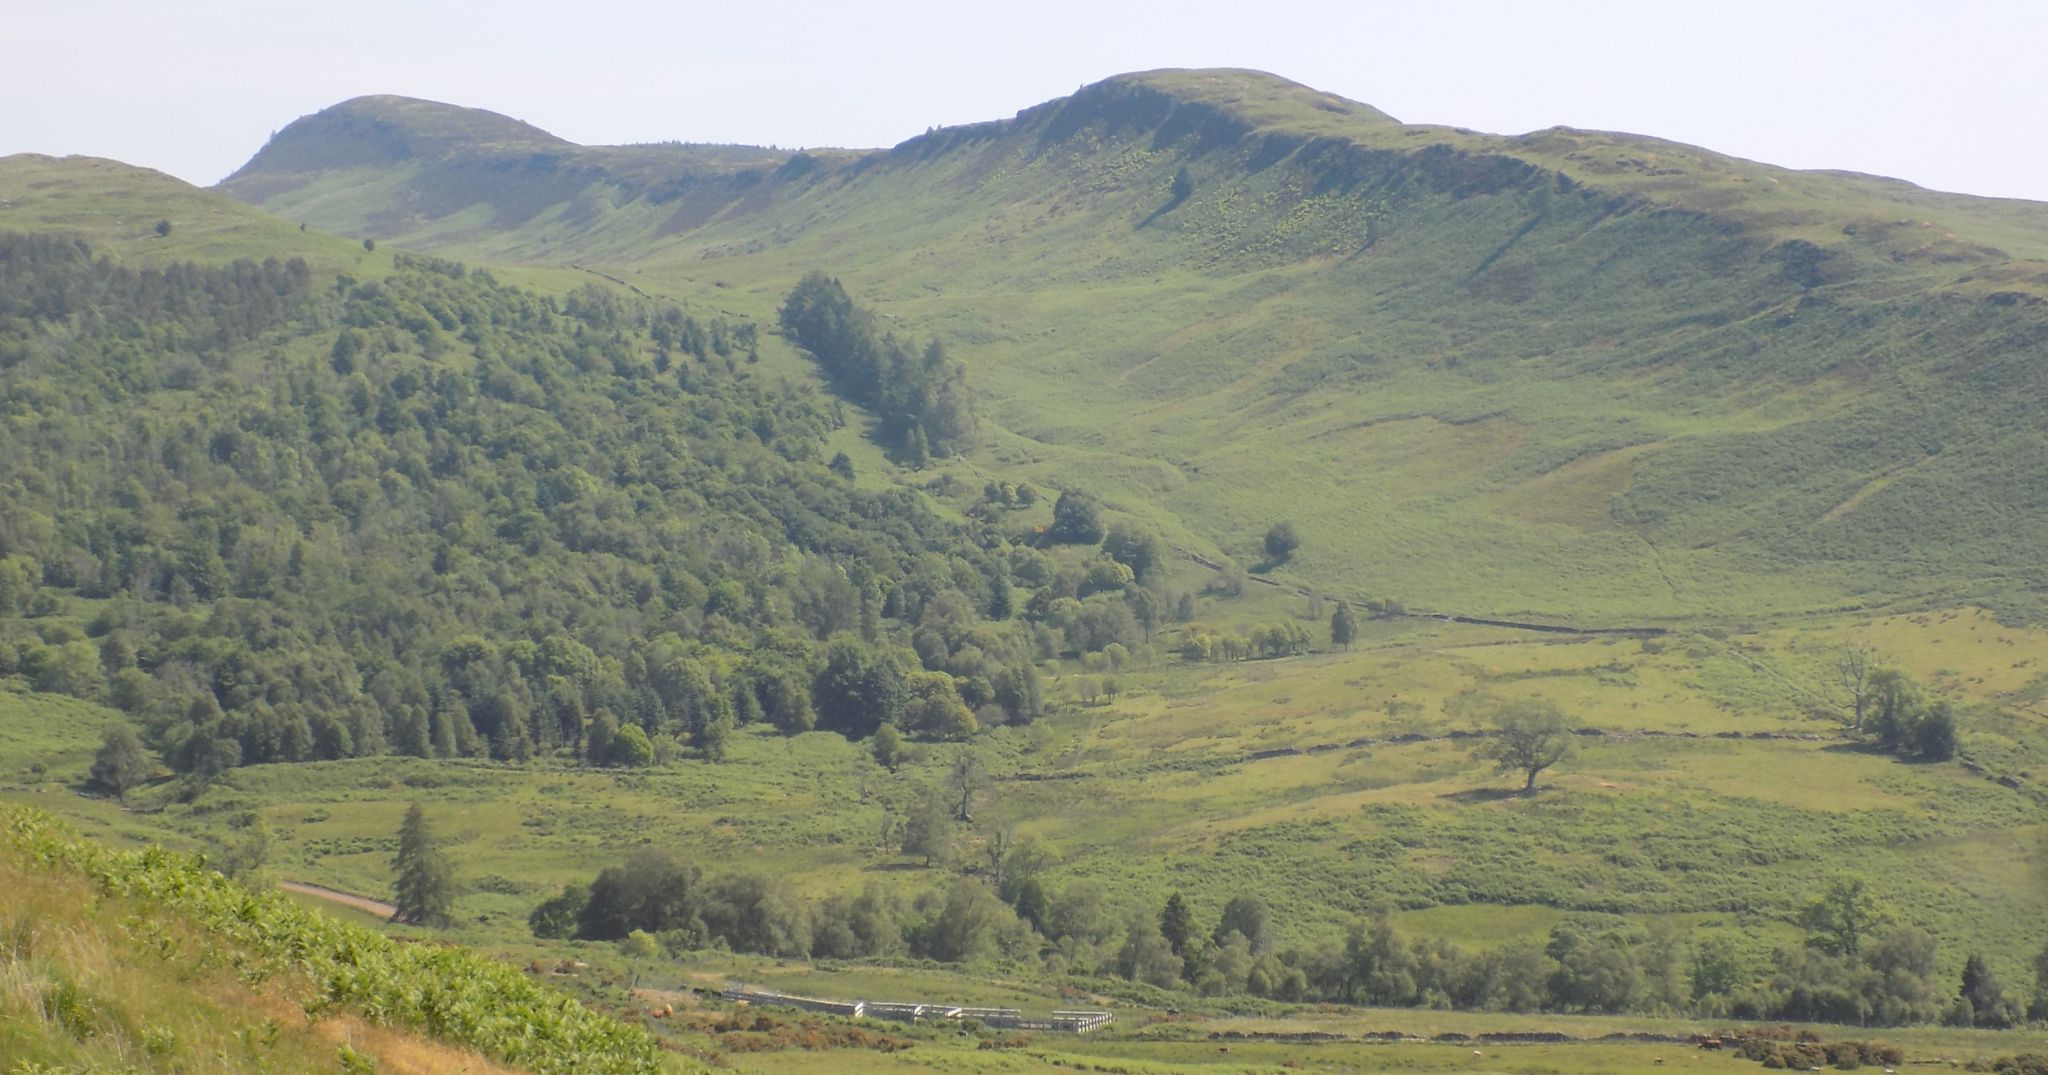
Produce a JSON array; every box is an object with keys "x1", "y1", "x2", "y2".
[
  {"x1": 1160, "y1": 892, "x2": 1193, "y2": 956},
  {"x1": 391, "y1": 803, "x2": 455, "y2": 926},
  {"x1": 1331, "y1": 603, "x2": 1357, "y2": 650}
]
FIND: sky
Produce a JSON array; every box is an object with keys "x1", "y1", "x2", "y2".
[{"x1": 6, "y1": 0, "x2": 2046, "y2": 203}]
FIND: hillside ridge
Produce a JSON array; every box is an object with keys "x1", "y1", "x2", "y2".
[
  {"x1": 231, "y1": 93, "x2": 569, "y2": 168},
  {"x1": 195, "y1": 67, "x2": 2048, "y2": 624},
  {"x1": 219, "y1": 67, "x2": 2048, "y2": 260}
]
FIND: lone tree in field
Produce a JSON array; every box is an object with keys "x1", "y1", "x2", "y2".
[
  {"x1": 1263, "y1": 522, "x2": 1301, "y2": 565},
  {"x1": 1836, "y1": 640, "x2": 1875, "y2": 731},
  {"x1": 89, "y1": 723, "x2": 152, "y2": 800},
  {"x1": 390, "y1": 803, "x2": 455, "y2": 926},
  {"x1": 946, "y1": 747, "x2": 987, "y2": 822},
  {"x1": 1330, "y1": 602, "x2": 1357, "y2": 650},
  {"x1": 1480, "y1": 698, "x2": 1574, "y2": 795},
  {"x1": 901, "y1": 789, "x2": 956, "y2": 868}
]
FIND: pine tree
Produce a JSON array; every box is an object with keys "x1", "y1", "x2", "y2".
[
  {"x1": 1331, "y1": 603, "x2": 1357, "y2": 650},
  {"x1": 1161, "y1": 892, "x2": 1193, "y2": 956},
  {"x1": 390, "y1": 803, "x2": 455, "y2": 926},
  {"x1": 429, "y1": 704, "x2": 458, "y2": 758},
  {"x1": 397, "y1": 705, "x2": 432, "y2": 758}
]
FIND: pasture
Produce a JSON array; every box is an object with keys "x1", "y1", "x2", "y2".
[{"x1": 6, "y1": 601, "x2": 2043, "y2": 998}]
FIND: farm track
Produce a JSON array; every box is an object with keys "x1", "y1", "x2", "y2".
[{"x1": 279, "y1": 880, "x2": 397, "y2": 919}]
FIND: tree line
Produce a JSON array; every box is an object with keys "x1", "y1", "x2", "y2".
[
  {"x1": 778, "y1": 270, "x2": 974, "y2": 465},
  {"x1": 528, "y1": 843, "x2": 2048, "y2": 1027}
]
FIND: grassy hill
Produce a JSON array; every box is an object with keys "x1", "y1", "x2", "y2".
[
  {"x1": 0, "y1": 154, "x2": 371, "y2": 269},
  {"x1": 6, "y1": 73, "x2": 2048, "y2": 1066},
  {"x1": 217, "y1": 69, "x2": 2048, "y2": 624},
  {"x1": 1, "y1": 805, "x2": 675, "y2": 1073}
]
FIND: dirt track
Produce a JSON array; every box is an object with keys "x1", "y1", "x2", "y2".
[{"x1": 279, "y1": 880, "x2": 397, "y2": 919}]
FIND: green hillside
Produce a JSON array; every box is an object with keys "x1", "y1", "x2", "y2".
[
  {"x1": 5, "y1": 70, "x2": 2048, "y2": 1065},
  {"x1": 1, "y1": 806, "x2": 675, "y2": 1074},
  {"x1": 219, "y1": 69, "x2": 2048, "y2": 624},
  {"x1": 0, "y1": 154, "x2": 369, "y2": 269},
  {"x1": 0, "y1": 197, "x2": 1048, "y2": 783}
]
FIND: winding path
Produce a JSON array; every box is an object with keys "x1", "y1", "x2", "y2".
[{"x1": 279, "y1": 880, "x2": 397, "y2": 919}]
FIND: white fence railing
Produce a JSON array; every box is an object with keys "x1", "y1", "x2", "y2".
[{"x1": 725, "y1": 984, "x2": 1110, "y2": 1033}]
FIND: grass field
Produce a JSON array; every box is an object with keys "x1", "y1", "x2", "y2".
[
  {"x1": 10, "y1": 810, "x2": 2045, "y2": 1075},
  {"x1": 6, "y1": 596, "x2": 2043, "y2": 1000}
]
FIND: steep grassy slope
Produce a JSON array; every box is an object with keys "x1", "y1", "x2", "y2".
[
  {"x1": 219, "y1": 70, "x2": 2048, "y2": 623},
  {"x1": 0, "y1": 154, "x2": 370, "y2": 269},
  {"x1": 0, "y1": 807, "x2": 674, "y2": 1073}
]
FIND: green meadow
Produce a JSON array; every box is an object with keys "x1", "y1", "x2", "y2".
[
  {"x1": 10, "y1": 597, "x2": 2047, "y2": 1073},
  {"x1": 8, "y1": 595, "x2": 2043, "y2": 987}
]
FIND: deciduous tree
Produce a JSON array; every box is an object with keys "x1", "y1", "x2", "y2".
[
  {"x1": 1798, "y1": 874, "x2": 1888, "y2": 957},
  {"x1": 89, "y1": 723, "x2": 151, "y2": 800},
  {"x1": 1836, "y1": 640, "x2": 1875, "y2": 731},
  {"x1": 1263, "y1": 522, "x2": 1301, "y2": 564},
  {"x1": 1480, "y1": 698, "x2": 1573, "y2": 794},
  {"x1": 946, "y1": 748, "x2": 987, "y2": 821},
  {"x1": 1048, "y1": 489, "x2": 1105, "y2": 545},
  {"x1": 1213, "y1": 894, "x2": 1272, "y2": 953},
  {"x1": 901, "y1": 789, "x2": 956, "y2": 867}
]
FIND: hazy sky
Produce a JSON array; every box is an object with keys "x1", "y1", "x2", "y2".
[{"x1": 7, "y1": 1, "x2": 2046, "y2": 202}]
